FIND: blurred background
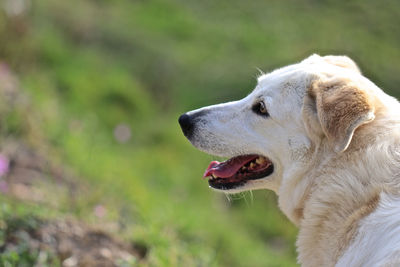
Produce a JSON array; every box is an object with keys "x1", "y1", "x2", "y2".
[{"x1": 0, "y1": 0, "x2": 399, "y2": 266}]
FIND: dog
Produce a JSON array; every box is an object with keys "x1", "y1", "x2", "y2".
[{"x1": 179, "y1": 54, "x2": 400, "y2": 266}]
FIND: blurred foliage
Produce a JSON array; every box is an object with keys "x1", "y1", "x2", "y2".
[{"x1": 0, "y1": 0, "x2": 399, "y2": 266}]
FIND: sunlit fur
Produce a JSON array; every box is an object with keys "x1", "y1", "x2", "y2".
[{"x1": 185, "y1": 54, "x2": 400, "y2": 266}]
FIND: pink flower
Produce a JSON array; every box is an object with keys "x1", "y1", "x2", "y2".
[
  {"x1": 0, "y1": 154, "x2": 9, "y2": 177},
  {"x1": 94, "y1": 205, "x2": 107, "y2": 218}
]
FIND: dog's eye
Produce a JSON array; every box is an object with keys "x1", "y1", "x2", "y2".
[{"x1": 252, "y1": 101, "x2": 269, "y2": 117}]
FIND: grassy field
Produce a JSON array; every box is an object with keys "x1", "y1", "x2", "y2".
[{"x1": 0, "y1": 0, "x2": 400, "y2": 266}]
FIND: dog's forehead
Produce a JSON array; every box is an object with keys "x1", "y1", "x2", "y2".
[{"x1": 254, "y1": 63, "x2": 308, "y2": 98}]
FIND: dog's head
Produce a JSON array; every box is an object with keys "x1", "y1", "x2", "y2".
[{"x1": 179, "y1": 54, "x2": 380, "y2": 198}]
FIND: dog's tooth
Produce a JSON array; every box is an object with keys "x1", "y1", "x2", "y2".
[
  {"x1": 250, "y1": 162, "x2": 256, "y2": 168},
  {"x1": 256, "y1": 157, "x2": 266, "y2": 164}
]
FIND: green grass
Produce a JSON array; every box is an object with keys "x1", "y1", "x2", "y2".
[{"x1": 0, "y1": 0, "x2": 400, "y2": 265}]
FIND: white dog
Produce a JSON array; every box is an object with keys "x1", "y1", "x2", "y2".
[{"x1": 179, "y1": 54, "x2": 400, "y2": 266}]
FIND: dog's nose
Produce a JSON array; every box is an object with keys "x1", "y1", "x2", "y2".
[{"x1": 178, "y1": 113, "x2": 194, "y2": 138}]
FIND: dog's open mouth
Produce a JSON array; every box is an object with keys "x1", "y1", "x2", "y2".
[{"x1": 203, "y1": 155, "x2": 274, "y2": 190}]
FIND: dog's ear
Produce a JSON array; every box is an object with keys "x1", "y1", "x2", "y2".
[
  {"x1": 305, "y1": 78, "x2": 375, "y2": 153},
  {"x1": 322, "y1": 55, "x2": 361, "y2": 74}
]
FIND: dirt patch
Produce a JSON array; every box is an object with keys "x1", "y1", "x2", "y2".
[
  {"x1": 0, "y1": 139, "x2": 81, "y2": 205},
  {"x1": 1, "y1": 216, "x2": 140, "y2": 266}
]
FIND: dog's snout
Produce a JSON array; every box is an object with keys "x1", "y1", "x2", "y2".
[{"x1": 178, "y1": 113, "x2": 194, "y2": 138}]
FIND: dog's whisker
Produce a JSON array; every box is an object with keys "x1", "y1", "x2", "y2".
[
  {"x1": 224, "y1": 193, "x2": 232, "y2": 203},
  {"x1": 242, "y1": 192, "x2": 251, "y2": 207},
  {"x1": 255, "y1": 67, "x2": 265, "y2": 79},
  {"x1": 249, "y1": 190, "x2": 254, "y2": 206}
]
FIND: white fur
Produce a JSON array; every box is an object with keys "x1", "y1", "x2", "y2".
[{"x1": 337, "y1": 193, "x2": 400, "y2": 267}]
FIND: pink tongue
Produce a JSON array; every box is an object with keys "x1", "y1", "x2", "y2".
[{"x1": 203, "y1": 155, "x2": 258, "y2": 179}]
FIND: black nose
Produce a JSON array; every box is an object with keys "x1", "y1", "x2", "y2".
[{"x1": 178, "y1": 113, "x2": 194, "y2": 138}]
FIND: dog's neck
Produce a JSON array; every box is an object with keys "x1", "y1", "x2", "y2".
[
  {"x1": 296, "y1": 165, "x2": 383, "y2": 266},
  {"x1": 290, "y1": 121, "x2": 400, "y2": 266}
]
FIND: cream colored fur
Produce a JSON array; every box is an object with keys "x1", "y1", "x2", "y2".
[{"x1": 183, "y1": 54, "x2": 400, "y2": 266}]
